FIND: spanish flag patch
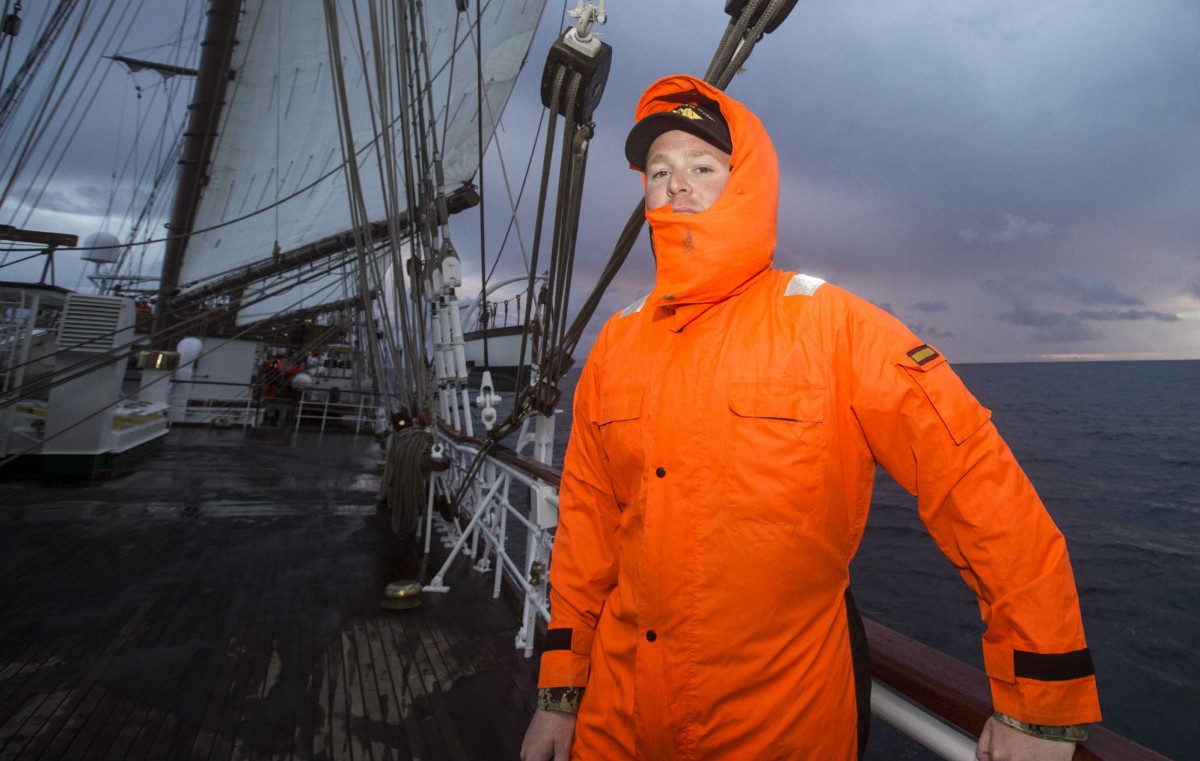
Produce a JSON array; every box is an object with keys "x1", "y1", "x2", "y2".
[{"x1": 907, "y1": 344, "x2": 940, "y2": 366}]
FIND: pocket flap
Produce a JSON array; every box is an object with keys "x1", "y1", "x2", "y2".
[
  {"x1": 598, "y1": 390, "x2": 643, "y2": 425},
  {"x1": 729, "y1": 383, "x2": 824, "y2": 422},
  {"x1": 896, "y1": 348, "x2": 990, "y2": 444}
]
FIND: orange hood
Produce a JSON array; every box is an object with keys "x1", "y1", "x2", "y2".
[{"x1": 633, "y1": 75, "x2": 779, "y2": 308}]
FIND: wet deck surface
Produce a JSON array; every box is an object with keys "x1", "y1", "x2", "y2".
[{"x1": 0, "y1": 428, "x2": 538, "y2": 761}]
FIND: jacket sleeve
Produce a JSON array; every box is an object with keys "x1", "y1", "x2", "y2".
[
  {"x1": 537, "y1": 342, "x2": 622, "y2": 690},
  {"x1": 834, "y1": 290, "x2": 1102, "y2": 727}
]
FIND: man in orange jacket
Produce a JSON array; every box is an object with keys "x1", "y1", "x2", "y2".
[{"x1": 522, "y1": 74, "x2": 1101, "y2": 761}]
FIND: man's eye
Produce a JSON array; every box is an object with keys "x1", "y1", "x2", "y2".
[{"x1": 651, "y1": 170, "x2": 668, "y2": 179}]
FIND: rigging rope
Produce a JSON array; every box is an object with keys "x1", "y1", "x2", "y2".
[
  {"x1": 470, "y1": 21, "x2": 609, "y2": 444},
  {"x1": 540, "y1": 0, "x2": 798, "y2": 389},
  {"x1": 438, "y1": 0, "x2": 800, "y2": 517},
  {"x1": 473, "y1": 0, "x2": 488, "y2": 370},
  {"x1": 322, "y1": 0, "x2": 391, "y2": 413},
  {"x1": 3, "y1": 0, "x2": 157, "y2": 236}
]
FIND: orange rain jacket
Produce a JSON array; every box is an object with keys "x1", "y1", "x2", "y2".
[{"x1": 539, "y1": 74, "x2": 1101, "y2": 760}]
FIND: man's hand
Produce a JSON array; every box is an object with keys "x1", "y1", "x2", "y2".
[
  {"x1": 520, "y1": 708, "x2": 577, "y2": 761},
  {"x1": 976, "y1": 716, "x2": 1076, "y2": 761}
]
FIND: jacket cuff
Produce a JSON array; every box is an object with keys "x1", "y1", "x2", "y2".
[
  {"x1": 983, "y1": 641, "x2": 1102, "y2": 725},
  {"x1": 993, "y1": 712, "x2": 1088, "y2": 742},
  {"x1": 538, "y1": 687, "x2": 584, "y2": 714},
  {"x1": 537, "y1": 627, "x2": 594, "y2": 688}
]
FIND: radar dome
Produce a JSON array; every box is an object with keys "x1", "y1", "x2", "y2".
[
  {"x1": 291, "y1": 372, "x2": 315, "y2": 390},
  {"x1": 81, "y1": 232, "x2": 122, "y2": 264}
]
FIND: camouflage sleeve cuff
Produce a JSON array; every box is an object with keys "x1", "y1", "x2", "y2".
[
  {"x1": 538, "y1": 687, "x2": 584, "y2": 714},
  {"x1": 993, "y1": 712, "x2": 1088, "y2": 742}
]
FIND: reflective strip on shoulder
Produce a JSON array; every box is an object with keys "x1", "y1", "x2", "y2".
[
  {"x1": 784, "y1": 273, "x2": 825, "y2": 297},
  {"x1": 620, "y1": 294, "x2": 649, "y2": 317}
]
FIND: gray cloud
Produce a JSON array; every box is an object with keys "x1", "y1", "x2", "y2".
[
  {"x1": 988, "y1": 273, "x2": 1149, "y2": 310},
  {"x1": 998, "y1": 302, "x2": 1102, "y2": 343},
  {"x1": 7, "y1": 184, "x2": 117, "y2": 216},
  {"x1": 960, "y1": 214, "x2": 1050, "y2": 244},
  {"x1": 911, "y1": 300, "x2": 948, "y2": 313},
  {"x1": 1189, "y1": 276, "x2": 1200, "y2": 301},
  {"x1": 908, "y1": 320, "x2": 954, "y2": 341},
  {"x1": 1076, "y1": 308, "x2": 1180, "y2": 323},
  {"x1": 1046, "y1": 273, "x2": 1144, "y2": 307}
]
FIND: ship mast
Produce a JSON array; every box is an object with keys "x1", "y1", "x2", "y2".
[{"x1": 152, "y1": 0, "x2": 242, "y2": 345}]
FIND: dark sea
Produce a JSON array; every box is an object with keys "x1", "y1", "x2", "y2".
[
  {"x1": 484, "y1": 360, "x2": 1198, "y2": 760},
  {"x1": 852, "y1": 361, "x2": 1199, "y2": 761}
]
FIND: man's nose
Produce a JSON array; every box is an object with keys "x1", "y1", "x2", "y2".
[{"x1": 668, "y1": 174, "x2": 689, "y2": 194}]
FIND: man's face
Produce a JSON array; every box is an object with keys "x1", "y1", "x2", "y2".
[{"x1": 644, "y1": 130, "x2": 732, "y2": 214}]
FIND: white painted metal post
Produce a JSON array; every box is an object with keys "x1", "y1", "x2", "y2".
[
  {"x1": 445, "y1": 291, "x2": 469, "y2": 384},
  {"x1": 493, "y1": 462, "x2": 509, "y2": 599},
  {"x1": 423, "y1": 463, "x2": 439, "y2": 555},
  {"x1": 533, "y1": 413, "x2": 555, "y2": 466},
  {"x1": 425, "y1": 472, "x2": 508, "y2": 592},
  {"x1": 459, "y1": 387, "x2": 474, "y2": 437}
]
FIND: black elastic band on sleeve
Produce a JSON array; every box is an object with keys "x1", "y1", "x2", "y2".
[
  {"x1": 544, "y1": 628, "x2": 573, "y2": 652},
  {"x1": 1013, "y1": 648, "x2": 1094, "y2": 681}
]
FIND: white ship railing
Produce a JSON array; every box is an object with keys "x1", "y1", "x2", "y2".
[
  {"x1": 422, "y1": 429, "x2": 557, "y2": 659},
  {"x1": 165, "y1": 379, "x2": 259, "y2": 427},
  {"x1": 292, "y1": 387, "x2": 381, "y2": 434},
  {"x1": 872, "y1": 682, "x2": 977, "y2": 760},
  {"x1": 162, "y1": 380, "x2": 384, "y2": 433}
]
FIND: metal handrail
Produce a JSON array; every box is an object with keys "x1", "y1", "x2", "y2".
[
  {"x1": 872, "y1": 681, "x2": 976, "y2": 760},
  {"x1": 292, "y1": 386, "x2": 381, "y2": 434},
  {"x1": 424, "y1": 430, "x2": 557, "y2": 656}
]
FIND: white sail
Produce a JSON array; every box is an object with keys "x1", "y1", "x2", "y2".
[{"x1": 175, "y1": 0, "x2": 545, "y2": 325}]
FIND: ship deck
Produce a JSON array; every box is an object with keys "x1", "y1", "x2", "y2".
[{"x1": 0, "y1": 427, "x2": 538, "y2": 761}]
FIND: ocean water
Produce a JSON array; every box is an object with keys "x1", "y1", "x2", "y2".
[
  {"x1": 851, "y1": 361, "x2": 1199, "y2": 760},
  {"x1": 483, "y1": 360, "x2": 1198, "y2": 759}
]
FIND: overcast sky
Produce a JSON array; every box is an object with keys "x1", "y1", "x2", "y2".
[
  {"x1": 523, "y1": 0, "x2": 1200, "y2": 363},
  {"x1": 3, "y1": 0, "x2": 1198, "y2": 363}
]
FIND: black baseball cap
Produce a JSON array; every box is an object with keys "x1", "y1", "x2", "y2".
[{"x1": 624, "y1": 101, "x2": 733, "y2": 170}]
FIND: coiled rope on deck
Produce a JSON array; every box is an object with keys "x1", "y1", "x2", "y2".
[{"x1": 381, "y1": 427, "x2": 434, "y2": 536}]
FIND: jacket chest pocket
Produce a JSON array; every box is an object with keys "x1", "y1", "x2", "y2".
[
  {"x1": 596, "y1": 391, "x2": 646, "y2": 507},
  {"x1": 724, "y1": 383, "x2": 827, "y2": 525}
]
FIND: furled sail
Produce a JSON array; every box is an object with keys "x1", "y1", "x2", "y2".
[{"x1": 171, "y1": 0, "x2": 545, "y2": 326}]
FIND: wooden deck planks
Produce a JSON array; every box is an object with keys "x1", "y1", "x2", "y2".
[
  {"x1": 41, "y1": 599, "x2": 157, "y2": 761},
  {"x1": 133, "y1": 537, "x2": 207, "y2": 761},
  {"x1": 0, "y1": 429, "x2": 542, "y2": 761},
  {"x1": 374, "y1": 617, "x2": 426, "y2": 761}
]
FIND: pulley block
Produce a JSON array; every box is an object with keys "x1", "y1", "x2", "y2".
[{"x1": 540, "y1": 27, "x2": 613, "y2": 125}]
